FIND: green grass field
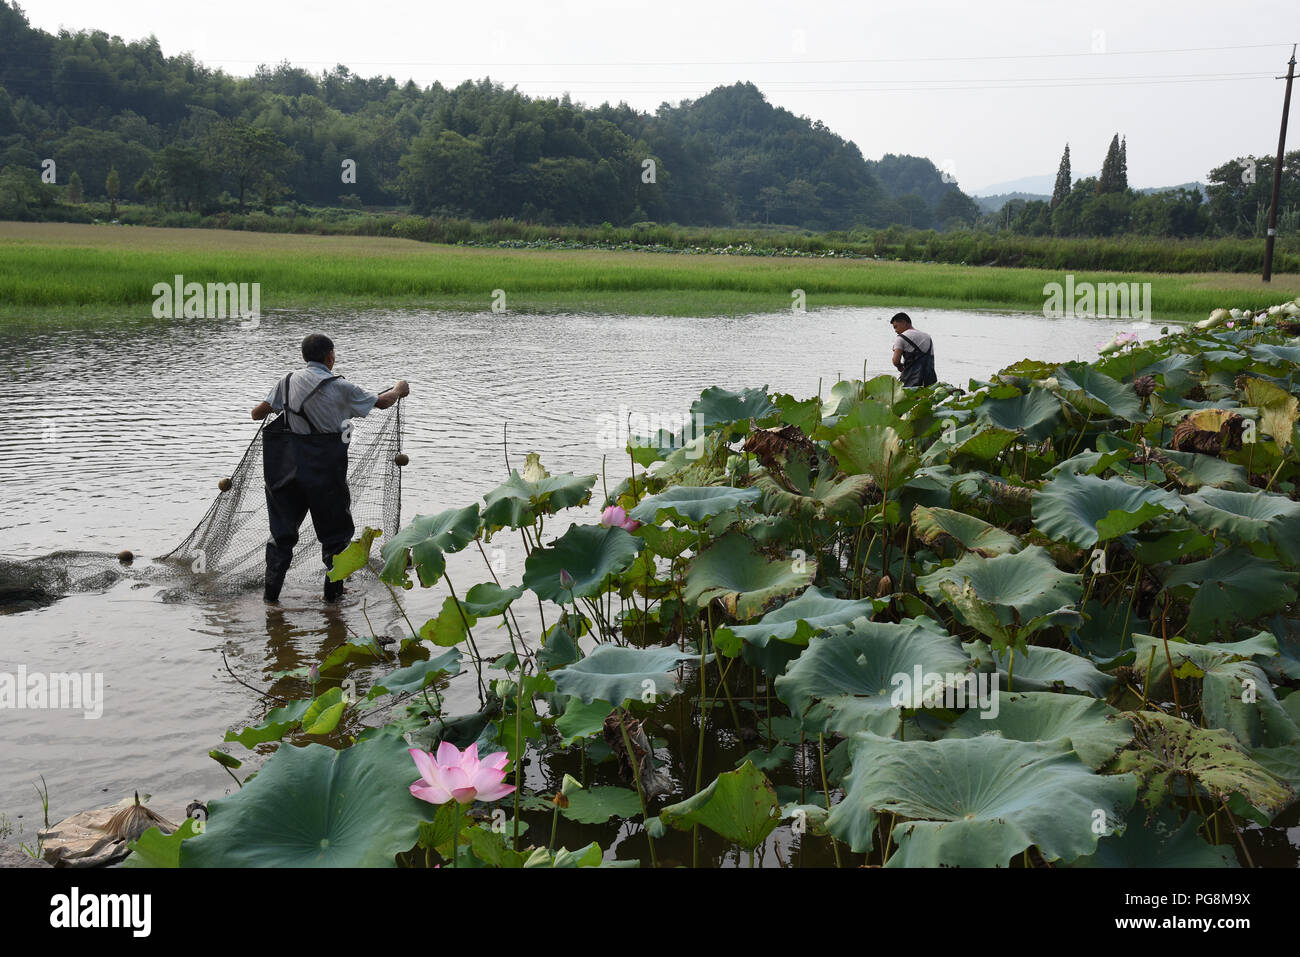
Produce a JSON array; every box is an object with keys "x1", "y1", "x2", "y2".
[{"x1": 3, "y1": 222, "x2": 1298, "y2": 323}]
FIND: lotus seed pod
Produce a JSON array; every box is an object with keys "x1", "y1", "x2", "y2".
[
  {"x1": 218, "y1": 476, "x2": 232, "y2": 492},
  {"x1": 118, "y1": 549, "x2": 134, "y2": 564},
  {"x1": 1133, "y1": 375, "x2": 1157, "y2": 398},
  {"x1": 394, "y1": 453, "x2": 409, "y2": 467}
]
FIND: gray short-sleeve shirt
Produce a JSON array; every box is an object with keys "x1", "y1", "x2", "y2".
[
  {"x1": 893, "y1": 330, "x2": 933, "y2": 356},
  {"x1": 265, "y1": 361, "x2": 379, "y2": 434}
]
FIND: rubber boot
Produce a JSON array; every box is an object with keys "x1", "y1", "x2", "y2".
[
  {"x1": 323, "y1": 575, "x2": 344, "y2": 603},
  {"x1": 264, "y1": 545, "x2": 292, "y2": 603}
]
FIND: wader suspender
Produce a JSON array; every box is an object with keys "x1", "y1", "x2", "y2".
[
  {"x1": 897, "y1": 331, "x2": 932, "y2": 358},
  {"x1": 279, "y1": 372, "x2": 343, "y2": 434}
]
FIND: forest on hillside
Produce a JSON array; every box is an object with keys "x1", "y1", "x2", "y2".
[{"x1": 0, "y1": 1, "x2": 1293, "y2": 240}]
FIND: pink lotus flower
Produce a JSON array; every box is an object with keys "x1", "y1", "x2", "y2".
[
  {"x1": 409, "y1": 742, "x2": 515, "y2": 805},
  {"x1": 600, "y1": 505, "x2": 640, "y2": 532},
  {"x1": 1226, "y1": 320, "x2": 1235, "y2": 329}
]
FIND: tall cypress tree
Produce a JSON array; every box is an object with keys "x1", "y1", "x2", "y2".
[
  {"x1": 1098, "y1": 134, "x2": 1121, "y2": 194},
  {"x1": 1051, "y1": 144, "x2": 1072, "y2": 208},
  {"x1": 1118, "y1": 136, "x2": 1128, "y2": 190}
]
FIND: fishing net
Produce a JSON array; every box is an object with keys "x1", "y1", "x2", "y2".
[{"x1": 0, "y1": 403, "x2": 403, "y2": 608}]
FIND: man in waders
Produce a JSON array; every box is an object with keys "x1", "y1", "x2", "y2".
[
  {"x1": 890, "y1": 312, "x2": 938, "y2": 387},
  {"x1": 250, "y1": 333, "x2": 409, "y2": 603}
]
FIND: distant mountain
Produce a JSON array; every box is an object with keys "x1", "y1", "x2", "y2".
[
  {"x1": 974, "y1": 172, "x2": 1099, "y2": 197},
  {"x1": 974, "y1": 176, "x2": 1207, "y2": 212},
  {"x1": 974, "y1": 191, "x2": 1050, "y2": 214}
]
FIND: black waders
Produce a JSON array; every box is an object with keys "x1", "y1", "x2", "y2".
[{"x1": 262, "y1": 373, "x2": 355, "y2": 602}]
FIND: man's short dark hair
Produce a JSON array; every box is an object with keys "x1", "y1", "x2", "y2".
[
  {"x1": 890, "y1": 312, "x2": 912, "y2": 326},
  {"x1": 302, "y1": 333, "x2": 334, "y2": 363}
]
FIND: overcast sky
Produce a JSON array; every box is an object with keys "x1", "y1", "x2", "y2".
[{"x1": 20, "y1": 0, "x2": 1298, "y2": 193}]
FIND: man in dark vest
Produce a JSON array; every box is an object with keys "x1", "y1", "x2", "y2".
[
  {"x1": 250, "y1": 333, "x2": 409, "y2": 603},
  {"x1": 890, "y1": 312, "x2": 938, "y2": 387}
]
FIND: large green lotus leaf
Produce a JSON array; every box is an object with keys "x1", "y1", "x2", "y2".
[
  {"x1": 910, "y1": 505, "x2": 1020, "y2": 557},
  {"x1": 367, "y1": 648, "x2": 462, "y2": 700},
  {"x1": 561, "y1": 786, "x2": 643, "y2": 825},
  {"x1": 940, "y1": 581, "x2": 1082, "y2": 658},
  {"x1": 916, "y1": 545, "x2": 1082, "y2": 623},
  {"x1": 1071, "y1": 806, "x2": 1237, "y2": 868},
  {"x1": 682, "y1": 531, "x2": 816, "y2": 620},
  {"x1": 460, "y1": 582, "x2": 525, "y2": 617},
  {"x1": 1070, "y1": 598, "x2": 1148, "y2": 665},
  {"x1": 831, "y1": 426, "x2": 919, "y2": 488},
  {"x1": 550, "y1": 644, "x2": 696, "y2": 705},
  {"x1": 1129, "y1": 523, "x2": 1217, "y2": 565},
  {"x1": 635, "y1": 525, "x2": 696, "y2": 559},
  {"x1": 945, "y1": 692, "x2": 1133, "y2": 769},
  {"x1": 181, "y1": 736, "x2": 427, "y2": 867},
  {"x1": 1243, "y1": 377, "x2": 1298, "y2": 452},
  {"x1": 1032, "y1": 471, "x2": 1184, "y2": 547},
  {"x1": 659, "y1": 760, "x2": 781, "y2": 851},
  {"x1": 1158, "y1": 549, "x2": 1299, "y2": 637},
  {"x1": 1247, "y1": 342, "x2": 1300, "y2": 366},
  {"x1": 379, "y1": 504, "x2": 481, "y2": 587},
  {"x1": 1113, "y1": 711, "x2": 1293, "y2": 818},
  {"x1": 523, "y1": 524, "x2": 643, "y2": 603},
  {"x1": 1130, "y1": 633, "x2": 1298, "y2": 749},
  {"x1": 553, "y1": 697, "x2": 615, "y2": 744},
  {"x1": 327, "y1": 526, "x2": 383, "y2": 582},
  {"x1": 973, "y1": 388, "x2": 1062, "y2": 441},
  {"x1": 774, "y1": 393, "x2": 823, "y2": 434},
  {"x1": 225, "y1": 698, "x2": 312, "y2": 749},
  {"x1": 963, "y1": 640, "x2": 1112, "y2": 697},
  {"x1": 827, "y1": 732, "x2": 1136, "y2": 865},
  {"x1": 922, "y1": 423, "x2": 1018, "y2": 465},
  {"x1": 691, "y1": 385, "x2": 777, "y2": 428},
  {"x1": 774, "y1": 616, "x2": 973, "y2": 736},
  {"x1": 813, "y1": 394, "x2": 911, "y2": 442},
  {"x1": 712, "y1": 586, "x2": 883, "y2": 656},
  {"x1": 123, "y1": 818, "x2": 202, "y2": 868},
  {"x1": 481, "y1": 471, "x2": 596, "y2": 533},
  {"x1": 629, "y1": 485, "x2": 761, "y2": 525},
  {"x1": 1055, "y1": 361, "x2": 1146, "y2": 421},
  {"x1": 755, "y1": 472, "x2": 877, "y2": 524},
  {"x1": 1184, "y1": 487, "x2": 1300, "y2": 563},
  {"x1": 1252, "y1": 744, "x2": 1300, "y2": 801}
]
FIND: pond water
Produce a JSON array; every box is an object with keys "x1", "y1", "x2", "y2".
[{"x1": 9, "y1": 305, "x2": 1286, "y2": 867}]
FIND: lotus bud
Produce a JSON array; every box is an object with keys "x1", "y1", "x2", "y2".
[
  {"x1": 877, "y1": 574, "x2": 894, "y2": 597},
  {"x1": 559, "y1": 568, "x2": 576, "y2": 590},
  {"x1": 308, "y1": 663, "x2": 320, "y2": 686}
]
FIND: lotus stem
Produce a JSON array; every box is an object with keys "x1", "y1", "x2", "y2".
[
  {"x1": 452, "y1": 801, "x2": 462, "y2": 868},
  {"x1": 1160, "y1": 596, "x2": 1183, "y2": 717},
  {"x1": 1140, "y1": 645, "x2": 1158, "y2": 710},
  {"x1": 443, "y1": 573, "x2": 486, "y2": 703},
  {"x1": 513, "y1": 670, "x2": 525, "y2": 851},
  {"x1": 817, "y1": 733, "x2": 842, "y2": 868},
  {"x1": 617, "y1": 710, "x2": 658, "y2": 868}
]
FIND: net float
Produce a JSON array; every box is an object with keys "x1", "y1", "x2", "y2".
[
  {"x1": 118, "y1": 550, "x2": 134, "y2": 564},
  {"x1": 394, "y1": 453, "x2": 409, "y2": 467},
  {"x1": 218, "y1": 477, "x2": 232, "y2": 492}
]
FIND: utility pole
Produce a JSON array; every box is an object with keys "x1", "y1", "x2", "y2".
[{"x1": 1263, "y1": 44, "x2": 1296, "y2": 282}]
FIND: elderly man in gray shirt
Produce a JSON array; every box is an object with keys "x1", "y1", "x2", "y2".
[{"x1": 251, "y1": 333, "x2": 409, "y2": 603}]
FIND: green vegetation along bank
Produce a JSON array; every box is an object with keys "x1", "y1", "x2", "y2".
[{"x1": 3, "y1": 223, "x2": 1299, "y2": 323}]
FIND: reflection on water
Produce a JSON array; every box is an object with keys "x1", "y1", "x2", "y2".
[{"x1": 1, "y1": 306, "x2": 1209, "y2": 866}]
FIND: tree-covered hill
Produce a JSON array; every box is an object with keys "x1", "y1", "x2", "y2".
[{"x1": 0, "y1": 2, "x2": 981, "y2": 230}]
